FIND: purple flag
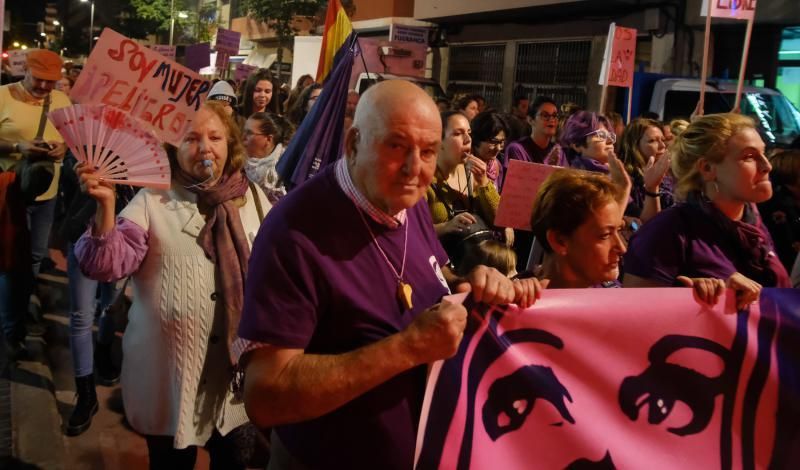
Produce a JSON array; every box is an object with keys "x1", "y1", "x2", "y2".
[{"x1": 278, "y1": 34, "x2": 357, "y2": 189}]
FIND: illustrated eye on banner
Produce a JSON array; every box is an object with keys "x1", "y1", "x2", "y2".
[{"x1": 415, "y1": 288, "x2": 800, "y2": 470}]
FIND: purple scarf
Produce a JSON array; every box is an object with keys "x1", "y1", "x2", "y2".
[
  {"x1": 176, "y1": 167, "x2": 251, "y2": 365},
  {"x1": 689, "y1": 193, "x2": 791, "y2": 288}
]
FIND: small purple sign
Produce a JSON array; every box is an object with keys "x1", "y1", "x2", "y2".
[
  {"x1": 185, "y1": 43, "x2": 211, "y2": 72},
  {"x1": 215, "y1": 28, "x2": 241, "y2": 56}
]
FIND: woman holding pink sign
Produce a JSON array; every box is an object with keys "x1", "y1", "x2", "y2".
[{"x1": 75, "y1": 101, "x2": 270, "y2": 468}]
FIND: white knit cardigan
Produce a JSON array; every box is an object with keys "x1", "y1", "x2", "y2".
[{"x1": 118, "y1": 183, "x2": 269, "y2": 449}]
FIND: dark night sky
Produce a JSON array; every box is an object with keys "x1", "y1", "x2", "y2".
[{"x1": 8, "y1": 0, "x2": 48, "y2": 23}]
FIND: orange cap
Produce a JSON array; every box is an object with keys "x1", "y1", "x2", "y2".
[{"x1": 26, "y1": 49, "x2": 63, "y2": 81}]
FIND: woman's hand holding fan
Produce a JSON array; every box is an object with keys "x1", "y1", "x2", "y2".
[
  {"x1": 76, "y1": 162, "x2": 117, "y2": 236},
  {"x1": 49, "y1": 104, "x2": 171, "y2": 189}
]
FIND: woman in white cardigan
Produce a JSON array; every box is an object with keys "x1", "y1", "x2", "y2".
[{"x1": 75, "y1": 101, "x2": 270, "y2": 469}]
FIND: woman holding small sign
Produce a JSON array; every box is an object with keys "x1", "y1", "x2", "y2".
[{"x1": 75, "y1": 101, "x2": 270, "y2": 468}]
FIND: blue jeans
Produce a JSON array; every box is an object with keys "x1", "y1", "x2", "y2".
[
  {"x1": 67, "y1": 243, "x2": 122, "y2": 377},
  {"x1": 26, "y1": 197, "x2": 57, "y2": 279},
  {"x1": 0, "y1": 271, "x2": 32, "y2": 342}
]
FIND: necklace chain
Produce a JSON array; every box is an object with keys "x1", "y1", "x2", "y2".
[{"x1": 355, "y1": 207, "x2": 407, "y2": 282}]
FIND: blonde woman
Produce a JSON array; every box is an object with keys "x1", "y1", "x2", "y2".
[{"x1": 625, "y1": 113, "x2": 791, "y2": 308}]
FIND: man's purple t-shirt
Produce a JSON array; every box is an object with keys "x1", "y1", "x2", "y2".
[{"x1": 239, "y1": 165, "x2": 450, "y2": 469}]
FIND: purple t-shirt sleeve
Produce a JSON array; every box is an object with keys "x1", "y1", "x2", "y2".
[
  {"x1": 504, "y1": 141, "x2": 529, "y2": 163},
  {"x1": 74, "y1": 218, "x2": 149, "y2": 282},
  {"x1": 624, "y1": 209, "x2": 686, "y2": 285},
  {"x1": 240, "y1": 227, "x2": 322, "y2": 348}
]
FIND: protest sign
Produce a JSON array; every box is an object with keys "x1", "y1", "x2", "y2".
[
  {"x1": 598, "y1": 23, "x2": 637, "y2": 119},
  {"x1": 8, "y1": 49, "x2": 26, "y2": 76},
  {"x1": 185, "y1": 43, "x2": 211, "y2": 72},
  {"x1": 606, "y1": 26, "x2": 636, "y2": 88},
  {"x1": 494, "y1": 160, "x2": 561, "y2": 231},
  {"x1": 697, "y1": 0, "x2": 757, "y2": 115},
  {"x1": 215, "y1": 51, "x2": 230, "y2": 76},
  {"x1": 70, "y1": 28, "x2": 211, "y2": 146},
  {"x1": 215, "y1": 28, "x2": 241, "y2": 56},
  {"x1": 701, "y1": 0, "x2": 756, "y2": 20},
  {"x1": 149, "y1": 45, "x2": 176, "y2": 60},
  {"x1": 416, "y1": 288, "x2": 800, "y2": 469},
  {"x1": 235, "y1": 63, "x2": 258, "y2": 82}
]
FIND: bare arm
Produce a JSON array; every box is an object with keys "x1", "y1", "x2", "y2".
[
  {"x1": 243, "y1": 300, "x2": 466, "y2": 428},
  {"x1": 638, "y1": 156, "x2": 671, "y2": 223}
]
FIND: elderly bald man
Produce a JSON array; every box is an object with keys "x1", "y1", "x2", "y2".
[{"x1": 237, "y1": 80, "x2": 542, "y2": 469}]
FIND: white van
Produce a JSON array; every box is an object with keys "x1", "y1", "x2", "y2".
[{"x1": 648, "y1": 78, "x2": 800, "y2": 147}]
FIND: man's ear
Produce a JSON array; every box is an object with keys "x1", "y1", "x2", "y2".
[
  {"x1": 696, "y1": 157, "x2": 716, "y2": 182},
  {"x1": 546, "y1": 229, "x2": 569, "y2": 256},
  {"x1": 344, "y1": 126, "x2": 360, "y2": 157}
]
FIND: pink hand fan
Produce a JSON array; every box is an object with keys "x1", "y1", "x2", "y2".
[{"x1": 49, "y1": 104, "x2": 171, "y2": 189}]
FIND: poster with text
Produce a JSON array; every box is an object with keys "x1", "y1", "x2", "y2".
[
  {"x1": 71, "y1": 28, "x2": 211, "y2": 146},
  {"x1": 701, "y1": 0, "x2": 756, "y2": 20}
]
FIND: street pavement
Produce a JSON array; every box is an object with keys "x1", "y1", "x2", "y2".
[{"x1": 2, "y1": 250, "x2": 213, "y2": 469}]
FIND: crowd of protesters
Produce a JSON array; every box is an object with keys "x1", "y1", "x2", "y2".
[{"x1": 0, "y1": 48, "x2": 798, "y2": 470}]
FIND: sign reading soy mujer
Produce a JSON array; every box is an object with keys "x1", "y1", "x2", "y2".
[{"x1": 71, "y1": 28, "x2": 211, "y2": 146}]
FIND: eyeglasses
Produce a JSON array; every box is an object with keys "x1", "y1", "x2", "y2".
[
  {"x1": 537, "y1": 112, "x2": 559, "y2": 121},
  {"x1": 486, "y1": 138, "x2": 505, "y2": 148},
  {"x1": 584, "y1": 128, "x2": 616, "y2": 144}
]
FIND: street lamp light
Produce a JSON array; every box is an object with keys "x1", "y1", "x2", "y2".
[
  {"x1": 169, "y1": 0, "x2": 175, "y2": 46},
  {"x1": 80, "y1": 0, "x2": 95, "y2": 55}
]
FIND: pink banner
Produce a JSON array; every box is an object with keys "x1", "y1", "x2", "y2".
[
  {"x1": 70, "y1": 28, "x2": 211, "y2": 146},
  {"x1": 607, "y1": 26, "x2": 636, "y2": 88},
  {"x1": 416, "y1": 288, "x2": 800, "y2": 469}
]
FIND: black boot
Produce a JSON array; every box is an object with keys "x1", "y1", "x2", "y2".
[
  {"x1": 66, "y1": 374, "x2": 99, "y2": 436},
  {"x1": 95, "y1": 342, "x2": 120, "y2": 386}
]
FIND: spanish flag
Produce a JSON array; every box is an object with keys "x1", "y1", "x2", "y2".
[{"x1": 316, "y1": 0, "x2": 353, "y2": 83}]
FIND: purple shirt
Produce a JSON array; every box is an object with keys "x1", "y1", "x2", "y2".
[
  {"x1": 239, "y1": 165, "x2": 450, "y2": 469},
  {"x1": 627, "y1": 172, "x2": 676, "y2": 219},
  {"x1": 625, "y1": 202, "x2": 790, "y2": 287},
  {"x1": 570, "y1": 155, "x2": 609, "y2": 174},
  {"x1": 74, "y1": 218, "x2": 149, "y2": 281},
  {"x1": 505, "y1": 136, "x2": 552, "y2": 164}
]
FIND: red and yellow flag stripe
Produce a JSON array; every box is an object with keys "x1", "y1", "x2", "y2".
[{"x1": 316, "y1": 0, "x2": 353, "y2": 83}]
